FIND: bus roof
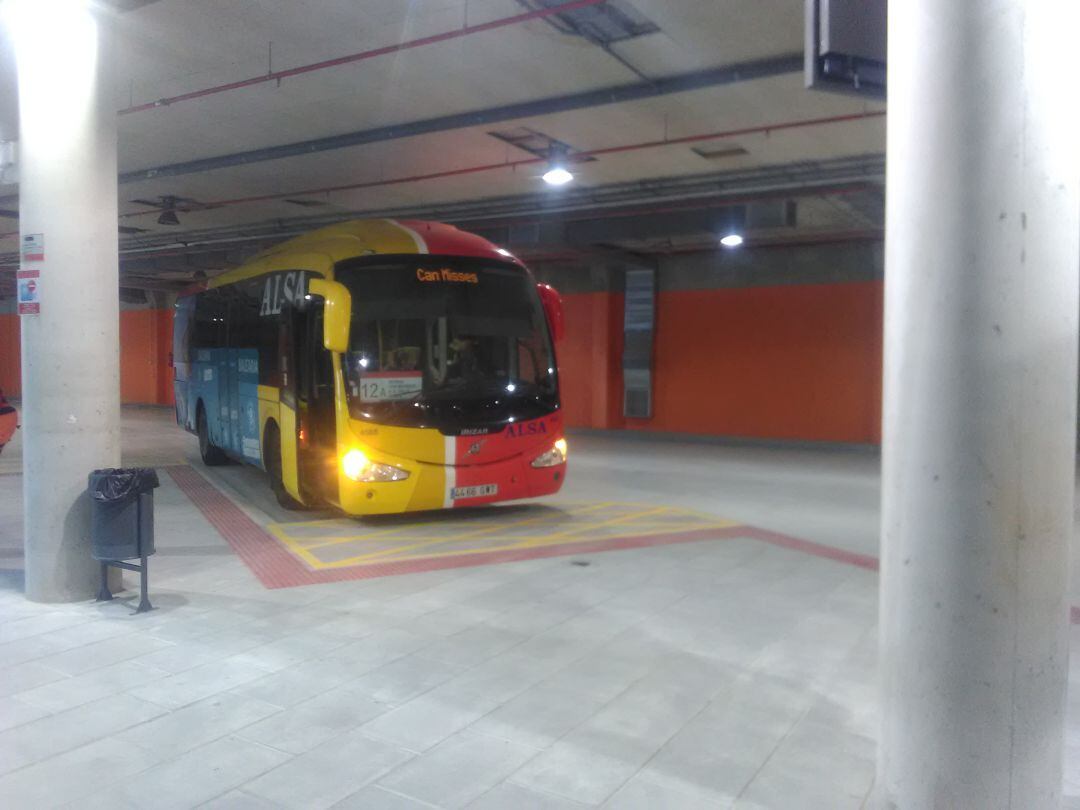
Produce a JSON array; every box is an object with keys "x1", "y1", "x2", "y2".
[{"x1": 183, "y1": 219, "x2": 522, "y2": 296}]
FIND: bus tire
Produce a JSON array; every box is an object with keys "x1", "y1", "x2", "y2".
[
  {"x1": 196, "y1": 405, "x2": 229, "y2": 466},
  {"x1": 264, "y1": 423, "x2": 306, "y2": 511}
]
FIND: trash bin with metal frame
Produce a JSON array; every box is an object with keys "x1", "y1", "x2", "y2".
[{"x1": 88, "y1": 467, "x2": 160, "y2": 613}]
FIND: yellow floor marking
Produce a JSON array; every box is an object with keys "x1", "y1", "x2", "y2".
[
  {"x1": 311, "y1": 519, "x2": 738, "y2": 570},
  {"x1": 528, "y1": 505, "x2": 676, "y2": 543},
  {"x1": 278, "y1": 501, "x2": 612, "y2": 551},
  {"x1": 271, "y1": 500, "x2": 634, "y2": 533},
  {"x1": 281, "y1": 501, "x2": 613, "y2": 553},
  {"x1": 512, "y1": 517, "x2": 738, "y2": 550},
  {"x1": 264, "y1": 501, "x2": 740, "y2": 572},
  {"x1": 284, "y1": 519, "x2": 440, "y2": 549},
  {"x1": 333, "y1": 501, "x2": 616, "y2": 565},
  {"x1": 299, "y1": 515, "x2": 544, "y2": 551},
  {"x1": 270, "y1": 517, "x2": 346, "y2": 529},
  {"x1": 266, "y1": 524, "x2": 326, "y2": 569}
]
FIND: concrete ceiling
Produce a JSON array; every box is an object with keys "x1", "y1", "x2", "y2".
[{"x1": 0, "y1": 0, "x2": 886, "y2": 284}]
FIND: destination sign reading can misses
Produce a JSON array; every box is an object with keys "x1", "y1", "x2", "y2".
[{"x1": 416, "y1": 268, "x2": 479, "y2": 284}]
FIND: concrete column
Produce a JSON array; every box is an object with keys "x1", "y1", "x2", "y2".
[
  {"x1": 10, "y1": 0, "x2": 121, "y2": 602},
  {"x1": 877, "y1": 1, "x2": 1079, "y2": 808}
]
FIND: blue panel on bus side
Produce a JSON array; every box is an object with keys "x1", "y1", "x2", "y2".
[
  {"x1": 236, "y1": 349, "x2": 261, "y2": 464},
  {"x1": 224, "y1": 349, "x2": 238, "y2": 455},
  {"x1": 191, "y1": 349, "x2": 224, "y2": 449},
  {"x1": 216, "y1": 351, "x2": 232, "y2": 453},
  {"x1": 174, "y1": 379, "x2": 189, "y2": 430},
  {"x1": 188, "y1": 348, "x2": 259, "y2": 465}
]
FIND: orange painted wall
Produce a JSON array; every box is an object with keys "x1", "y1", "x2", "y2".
[
  {"x1": 559, "y1": 280, "x2": 884, "y2": 444},
  {"x1": 556, "y1": 292, "x2": 624, "y2": 430},
  {"x1": 0, "y1": 309, "x2": 175, "y2": 406},
  {"x1": 0, "y1": 315, "x2": 20, "y2": 397},
  {"x1": 2, "y1": 280, "x2": 883, "y2": 443},
  {"x1": 119, "y1": 309, "x2": 175, "y2": 406}
]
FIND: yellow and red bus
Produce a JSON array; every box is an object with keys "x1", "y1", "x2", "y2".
[{"x1": 173, "y1": 219, "x2": 567, "y2": 515}]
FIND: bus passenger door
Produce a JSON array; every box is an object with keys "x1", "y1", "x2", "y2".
[
  {"x1": 297, "y1": 303, "x2": 337, "y2": 500},
  {"x1": 276, "y1": 300, "x2": 304, "y2": 502}
]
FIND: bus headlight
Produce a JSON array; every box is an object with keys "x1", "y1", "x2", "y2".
[
  {"x1": 531, "y1": 438, "x2": 568, "y2": 468},
  {"x1": 342, "y1": 449, "x2": 410, "y2": 482}
]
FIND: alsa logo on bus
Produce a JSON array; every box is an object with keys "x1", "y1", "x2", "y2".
[
  {"x1": 260, "y1": 271, "x2": 307, "y2": 316},
  {"x1": 505, "y1": 421, "x2": 547, "y2": 438}
]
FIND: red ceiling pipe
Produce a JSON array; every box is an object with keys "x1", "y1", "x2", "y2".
[
  {"x1": 583, "y1": 111, "x2": 886, "y2": 158},
  {"x1": 118, "y1": 110, "x2": 886, "y2": 220},
  {"x1": 118, "y1": 0, "x2": 607, "y2": 116},
  {"x1": 0, "y1": 225, "x2": 886, "y2": 268}
]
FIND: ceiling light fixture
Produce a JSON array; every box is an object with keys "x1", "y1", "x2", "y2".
[
  {"x1": 542, "y1": 145, "x2": 574, "y2": 187},
  {"x1": 157, "y1": 209, "x2": 180, "y2": 226},
  {"x1": 720, "y1": 233, "x2": 744, "y2": 248},
  {"x1": 542, "y1": 165, "x2": 574, "y2": 187}
]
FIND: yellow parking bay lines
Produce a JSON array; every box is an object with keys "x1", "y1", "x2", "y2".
[{"x1": 266, "y1": 502, "x2": 738, "y2": 572}]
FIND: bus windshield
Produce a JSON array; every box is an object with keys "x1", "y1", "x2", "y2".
[{"x1": 336, "y1": 257, "x2": 559, "y2": 430}]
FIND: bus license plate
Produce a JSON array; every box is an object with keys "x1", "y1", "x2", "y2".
[{"x1": 451, "y1": 484, "x2": 498, "y2": 500}]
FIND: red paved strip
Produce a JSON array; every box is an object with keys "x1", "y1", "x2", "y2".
[
  {"x1": 741, "y1": 527, "x2": 879, "y2": 571},
  {"x1": 166, "y1": 465, "x2": 321, "y2": 589},
  {"x1": 166, "y1": 465, "x2": 1080, "y2": 624}
]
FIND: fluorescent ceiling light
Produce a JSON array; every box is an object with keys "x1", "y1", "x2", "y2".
[{"x1": 542, "y1": 166, "x2": 574, "y2": 186}]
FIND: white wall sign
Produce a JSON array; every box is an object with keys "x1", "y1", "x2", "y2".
[{"x1": 21, "y1": 233, "x2": 44, "y2": 262}]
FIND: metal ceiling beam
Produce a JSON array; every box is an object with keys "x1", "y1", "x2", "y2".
[
  {"x1": 106, "y1": 153, "x2": 885, "y2": 256},
  {"x1": 98, "y1": 0, "x2": 166, "y2": 11},
  {"x1": 0, "y1": 153, "x2": 885, "y2": 285},
  {"x1": 118, "y1": 53, "x2": 803, "y2": 184}
]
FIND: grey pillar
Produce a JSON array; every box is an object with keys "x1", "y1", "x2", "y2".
[
  {"x1": 13, "y1": 2, "x2": 121, "y2": 602},
  {"x1": 877, "y1": 1, "x2": 1079, "y2": 807}
]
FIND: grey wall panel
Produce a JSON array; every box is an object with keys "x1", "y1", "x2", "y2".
[{"x1": 622, "y1": 268, "x2": 655, "y2": 419}]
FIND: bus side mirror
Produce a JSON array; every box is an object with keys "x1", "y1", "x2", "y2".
[
  {"x1": 537, "y1": 283, "x2": 565, "y2": 343},
  {"x1": 308, "y1": 278, "x2": 352, "y2": 354}
]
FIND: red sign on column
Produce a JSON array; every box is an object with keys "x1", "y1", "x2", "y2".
[{"x1": 17, "y1": 268, "x2": 40, "y2": 315}]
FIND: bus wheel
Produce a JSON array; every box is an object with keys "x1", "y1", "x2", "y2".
[
  {"x1": 264, "y1": 424, "x2": 305, "y2": 511},
  {"x1": 197, "y1": 406, "x2": 228, "y2": 466}
]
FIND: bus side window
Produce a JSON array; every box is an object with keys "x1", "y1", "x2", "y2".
[
  {"x1": 173, "y1": 297, "x2": 194, "y2": 376},
  {"x1": 280, "y1": 300, "x2": 296, "y2": 394},
  {"x1": 192, "y1": 290, "x2": 227, "y2": 349},
  {"x1": 311, "y1": 308, "x2": 333, "y2": 402},
  {"x1": 296, "y1": 305, "x2": 314, "y2": 402},
  {"x1": 226, "y1": 280, "x2": 281, "y2": 387}
]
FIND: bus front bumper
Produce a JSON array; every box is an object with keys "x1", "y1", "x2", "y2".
[{"x1": 336, "y1": 455, "x2": 566, "y2": 516}]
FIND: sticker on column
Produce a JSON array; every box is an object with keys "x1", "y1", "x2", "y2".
[
  {"x1": 21, "y1": 233, "x2": 44, "y2": 262},
  {"x1": 17, "y1": 268, "x2": 40, "y2": 315}
]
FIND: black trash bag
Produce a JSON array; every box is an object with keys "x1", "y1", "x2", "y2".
[{"x1": 88, "y1": 468, "x2": 160, "y2": 503}]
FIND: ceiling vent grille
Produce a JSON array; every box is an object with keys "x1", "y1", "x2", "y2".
[
  {"x1": 488, "y1": 127, "x2": 595, "y2": 163},
  {"x1": 691, "y1": 143, "x2": 750, "y2": 161},
  {"x1": 517, "y1": 1, "x2": 660, "y2": 45}
]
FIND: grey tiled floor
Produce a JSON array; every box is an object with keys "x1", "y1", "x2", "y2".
[{"x1": 0, "y1": 409, "x2": 1077, "y2": 809}]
